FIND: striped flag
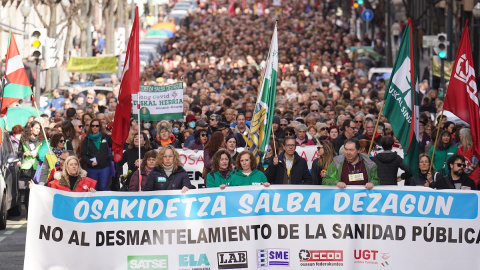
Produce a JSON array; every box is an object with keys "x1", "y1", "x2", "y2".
[
  {"x1": 246, "y1": 24, "x2": 278, "y2": 163},
  {"x1": 1, "y1": 31, "x2": 32, "y2": 116}
]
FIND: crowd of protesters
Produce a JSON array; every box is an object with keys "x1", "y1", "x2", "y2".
[{"x1": 13, "y1": 1, "x2": 478, "y2": 211}]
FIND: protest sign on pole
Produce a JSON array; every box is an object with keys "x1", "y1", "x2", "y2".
[
  {"x1": 132, "y1": 83, "x2": 184, "y2": 121},
  {"x1": 25, "y1": 185, "x2": 480, "y2": 270}
]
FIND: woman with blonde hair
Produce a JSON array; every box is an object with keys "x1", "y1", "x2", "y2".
[
  {"x1": 48, "y1": 156, "x2": 97, "y2": 192},
  {"x1": 456, "y1": 128, "x2": 479, "y2": 186},
  {"x1": 311, "y1": 140, "x2": 335, "y2": 185},
  {"x1": 144, "y1": 145, "x2": 192, "y2": 192}
]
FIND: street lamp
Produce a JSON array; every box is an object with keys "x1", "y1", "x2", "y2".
[{"x1": 20, "y1": 0, "x2": 32, "y2": 57}]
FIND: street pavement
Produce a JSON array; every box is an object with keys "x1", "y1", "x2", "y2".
[{"x1": 0, "y1": 209, "x2": 27, "y2": 270}]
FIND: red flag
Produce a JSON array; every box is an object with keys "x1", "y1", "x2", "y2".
[
  {"x1": 228, "y1": 0, "x2": 235, "y2": 16},
  {"x1": 443, "y1": 21, "x2": 480, "y2": 158},
  {"x1": 111, "y1": 7, "x2": 140, "y2": 162}
]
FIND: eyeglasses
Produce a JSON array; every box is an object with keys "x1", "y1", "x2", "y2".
[
  {"x1": 210, "y1": 119, "x2": 216, "y2": 121},
  {"x1": 354, "y1": 121, "x2": 362, "y2": 123},
  {"x1": 317, "y1": 146, "x2": 324, "y2": 150},
  {"x1": 77, "y1": 125, "x2": 83, "y2": 128},
  {"x1": 59, "y1": 140, "x2": 65, "y2": 143},
  {"x1": 311, "y1": 110, "x2": 319, "y2": 112},
  {"x1": 91, "y1": 125, "x2": 100, "y2": 128},
  {"x1": 200, "y1": 134, "x2": 207, "y2": 137},
  {"x1": 455, "y1": 163, "x2": 466, "y2": 168},
  {"x1": 285, "y1": 132, "x2": 293, "y2": 136},
  {"x1": 285, "y1": 144, "x2": 296, "y2": 148},
  {"x1": 320, "y1": 127, "x2": 329, "y2": 131},
  {"x1": 280, "y1": 124, "x2": 287, "y2": 127}
]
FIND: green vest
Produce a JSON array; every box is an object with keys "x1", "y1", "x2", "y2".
[{"x1": 21, "y1": 141, "x2": 42, "y2": 170}]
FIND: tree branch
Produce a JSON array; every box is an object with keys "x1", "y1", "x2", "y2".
[{"x1": 32, "y1": 0, "x2": 49, "y2": 28}]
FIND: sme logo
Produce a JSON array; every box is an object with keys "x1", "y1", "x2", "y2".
[
  {"x1": 257, "y1": 249, "x2": 290, "y2": 267},
  {"x1": 217, "y1": 251, "x2": 248, "y2": 269},
  {"x1": 299, "y1": 250, "x2": 343, "y2": 262},
  {"x1": 127, "y1": 255, "x2": 168, "y2": 270}
]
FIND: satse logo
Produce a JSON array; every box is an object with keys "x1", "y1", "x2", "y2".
[
  {"x1": 257, "y1": 249, "x2": 289, "y2": 267},
  {"x1": 127, "y1": 255, "x2": 168, "y2": 270},
  {"x1": 178, "y1": 254, "x2": 210, "y2": 269},
  {"x1": 217, "y1": 251, "x2": 248, "y2": 269}
]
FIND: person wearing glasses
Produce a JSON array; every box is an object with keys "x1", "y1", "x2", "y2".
[
  {"x1": 332, "y1": 119, "x2": 357, "y2": 154},
  {"x1": 426, "y1": 154, "x2": 476, "y2": 190},
  {"x1": 323, "y1": 138, "x2": 380, "y2": 189},
  {"x1": 208, "y1": 114, "x2": 221, "y2": 133},
  {"x1": 188, "y1": 129, "x2": 209, "y2": 151},
  {"x1": 279, "y1": 119, "x2": 289, "y2": 131},
  {"x1": 316, "y1": 123, "x2": 329, "y2": 141},
  {"x1": 144, "y1": 145, "x2": 192, "y2": 192},
  {"x1": 80, "y1": 118, "x2": 113, "y2": 191},
  {"x1": 39, "y1": 133, "x2": 66, "y2": 168},
  {"x1": 265, "y1": 137, "x2": 312, "y2": 185},
  {"x1": 357, "y1": 118, "x2": 382, "y2": 145},
  {"x1": 353, "y1": 114, "x2": 365, "y2": 136},
  {"x1": 311, "y1": 140, "x2": 335, "y2": 185}
]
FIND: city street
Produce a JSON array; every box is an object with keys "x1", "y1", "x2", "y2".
[{"x1": 0, "y1": 210, "x2": 27, "y2": 270}]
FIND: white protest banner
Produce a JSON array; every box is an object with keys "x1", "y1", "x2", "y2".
[
  {"x1": 176, "y1": 146, "x2": 318, "y2": 188},
  {"x1": 132, "y1": 83, "x2": 184, "y2": 121},
  {"x1": 25, "y1": 185, "x2": 480, "y2": 269}
]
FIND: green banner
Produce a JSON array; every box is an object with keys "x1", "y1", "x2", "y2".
[
  {"x1": 132, "y1": 83, "x2": 184, "y2": 121},
  {"x1": 67, "y1": 56, "x2": 117, "y2": 73}
]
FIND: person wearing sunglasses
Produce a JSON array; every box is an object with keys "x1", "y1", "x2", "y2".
[
  {"x1": 80, "y1": 119, "x2": 113, "y2": 191},
  {"x1": 426, "y1": 154, "x2": 476, "y2": 190},
  {"x1": 188, "y1": 129, "x2": 209, "y2": 151},
  {"x1": 265, "y1": 137, "x2": 312, "y2": 185}
]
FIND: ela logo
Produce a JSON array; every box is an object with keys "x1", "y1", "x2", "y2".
[
  {"x1": 179, "y1": 254, "x2": 210, "y2": 267},
  {"x1": 257, "y1": 249, "x2": 290, "y2": 267},
  {"x1": 217, "y1": 251, "x2": 248, "y2": 269},
  {"x1": 127, "y1": 255, "x2": 168, "y2": 270}
]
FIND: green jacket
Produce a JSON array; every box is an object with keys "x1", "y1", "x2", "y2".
[
  {"x1": 428, "y1": 144, "x2": 458, "y2": 174},
  {"x1": 229, "y1": 169, "x2": 267, "y2": 186},
  {"x1": 322, "y1": 154, "x2": 380, "y2": 186},
  {"x1": 206, "y1": 170, "x2": 235, "y2": 188}
]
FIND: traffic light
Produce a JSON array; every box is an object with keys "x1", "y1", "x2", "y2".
[
  {"x1": 435, "y1": 33, "x2": 447, "y2": 59},
  {"x1": 353, "y1": 2, "x2": 359, "y2": 8},
  {"x1": 114, "y1": 27, "x2": 126, "y2": 56},
  {"x1": 29, "y1": 28, "x2": 46, "y2": 59},
  {"x1": 358, "y1": 0, "x2": 364, "y2": 5},
  {"x1": 44, "y1": 37, "x2": 58, "y2": 69}
]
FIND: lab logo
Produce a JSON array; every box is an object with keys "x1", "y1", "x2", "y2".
[
  {"x1": 178, "y1": 254, "x2": 210, "y2": 269},
  {"x1": 217, "y1": 251, "x2": 248, "y2": 269},
  {"x1": 257, "y1": 248, "x2": 289, "y2": 267},
  {"x1": 127, "y1": 255, "x2": 168, "y2": 270}
]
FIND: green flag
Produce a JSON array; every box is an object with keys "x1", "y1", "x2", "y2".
[
  {"x1": 383, "y1": 19, "x2": 420, "y2": 177},
  {"x1": 246, "y1": 24, "x2": 278, "y2": 163}
]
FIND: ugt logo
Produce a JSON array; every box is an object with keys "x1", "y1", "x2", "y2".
[{"x1": 453, "y1": 54, "x2": 479, "y2": 106}]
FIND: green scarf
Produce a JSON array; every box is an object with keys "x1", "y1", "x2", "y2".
[{"x1": 88, "y1": 133, "x2": 102, "y2": 150}]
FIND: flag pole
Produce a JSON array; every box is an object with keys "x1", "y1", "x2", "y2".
[
  {"x1": 368, "y1": 100, "x2": 385, "y2": 154},
  {"x1": 429, "y1": 108, "x2": 445, "y2": 172},
  {"x1": 137, "y1": 87, "x2": 141, "y2": 191},
  {"x1": 245, "y1": 20, "x2": 277, "y2": 152},
  {"x1": 31, "y1": 96, "x2": 55, "y2": 166},
  {"x1": 272, "y1": 131, "x2": 277, "y2": 156}
]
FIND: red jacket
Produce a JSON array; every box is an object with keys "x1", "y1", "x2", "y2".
[{"x1": 48, "y1": 176, "x2": 97, "y2": 192}]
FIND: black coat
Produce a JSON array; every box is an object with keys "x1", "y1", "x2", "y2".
[
  {"x1": 433, "y1": 173, "x2": 477, "y2": 190},
  {"x1": 371, "y1": 151, "x2": 412, "y2": 185},
  {"x1": 116, "y1": 147, "x2": 149, "y2": 177},
  {"x1": 81, "y1": 135, "x2": 112, "y2": 169},
  {"x1": 265, "y1": 151, "x2": 312, "y2": 184},
  {"x1": 144, "y1": 166, "x2": 192, "y2": 191},
  {"x1": 311, "y1": 158, "x2": 326, "y2": 185}
]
